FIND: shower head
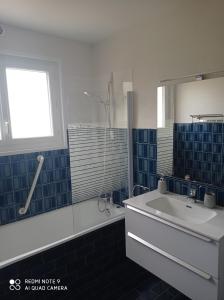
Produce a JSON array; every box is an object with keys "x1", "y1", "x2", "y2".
[
  {"x1": 83, "y1": 91, "x2": 91, "y2": 97},
  {"x1": 83, "y1": 91, "x2": 108, "y2": 105}
]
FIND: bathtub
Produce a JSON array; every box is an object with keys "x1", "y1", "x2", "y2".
[{"x1": 0, "y1": 198, "x2": 124, "y2": 269}]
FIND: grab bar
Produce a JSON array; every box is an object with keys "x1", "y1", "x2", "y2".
[{"x1": 19, "y1": 155, "x2": 44, "y2": 215}]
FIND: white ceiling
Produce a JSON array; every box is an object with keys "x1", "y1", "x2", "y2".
[{"x1": 0, "y1": 0, "x2": 158, "y2": 43}]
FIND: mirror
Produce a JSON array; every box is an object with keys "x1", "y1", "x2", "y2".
[{"x1": 157, "y1": 74, "x2": 224, "y2": 187}]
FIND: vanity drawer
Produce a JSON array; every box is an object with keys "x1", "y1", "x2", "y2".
[
  {"x1": 126, "y1": 234, "x2": 218, "y2": 300},
  {"x1": 125, "y1": 206, "x2": 219, "y2": 278}
]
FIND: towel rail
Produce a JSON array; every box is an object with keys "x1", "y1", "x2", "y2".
[{"x1": 18, "y1": 155, "x2": 44, "y2": 215}]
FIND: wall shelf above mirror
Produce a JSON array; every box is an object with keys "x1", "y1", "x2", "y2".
[
  {"x1": 190, "y1": 114, "x2": 224, "y2": 123},
  {"x1": 157, "y1": 72, "x2": 224, "y2": 188}
]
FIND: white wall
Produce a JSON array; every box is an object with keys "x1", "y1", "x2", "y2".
[
  {"x1": 0, "y1": 24, "x2": 103, "y2": 143},
  {"x1": 2, "y1": 1, "x2": 224, "y2": 130},
  {"x1": 92, "y1": 0, "x2": 224, "y2": 128},
  {"x1": 175, "y1": 77, "x2": 224, "y2": 123}
]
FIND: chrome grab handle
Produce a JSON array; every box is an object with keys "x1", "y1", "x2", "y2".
[
  {"x1": 128, "y1": 232, "x2": 212, "y2": 280},
  {"x1": 19, "y1": 155, "x2": 44, "y2": 215}
]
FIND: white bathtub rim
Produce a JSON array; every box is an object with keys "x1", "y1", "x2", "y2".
[{"x1": 0, "y1": 213, "x2": 124, "y2": 270}]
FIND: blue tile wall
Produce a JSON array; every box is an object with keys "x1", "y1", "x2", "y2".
[
  {"x1": 113, "y1": 128, "x2": 157, "y2": 204},
  {"x1": 133, "y1": 129, "x2": 157, "y2": 195},
  {"x1": 174, "y1": 122, "x2": 224, "y2": 186},
  {"x1": 0, "y1": 149, "x2": 72, "y2": 225},
  {"x1": 112, "y1": 187, "x2": 129, "y2": 207},
  {"x1": 133, "y1": 127, "x2": 224, "y2": 207},
  {"x1": 165, "y1": 176, "x2": 224, "y2": 206}
]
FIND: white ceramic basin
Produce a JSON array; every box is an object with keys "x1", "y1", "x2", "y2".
[{"x1": 146, "y1": 196, "x2": 217, "y2": 225}]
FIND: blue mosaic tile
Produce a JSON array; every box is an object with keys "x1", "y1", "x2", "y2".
[
  {"x1": 13, "y1": 175, "x2": 28, "y2": 190},
  {"x1": 149, "y1": 144, "x2": 157, "y2": 159},
  {"x1": 30, "y1": 199, "x2": 44, "y2": 215},
  {"x1": 213, "y1": 123, "x2": 223, "y2": 133},
  {"x1": 137, "y1": 144, "x2": 148, "y2": 158},
  {"x1": 174, "y1": 122, "x2": 224, "y2": 187},
  {"x1": 138, "y1": 129, "x2": 149, "y2": 143},
  {"x1": 164, "y1": 176, "x2": 224, "y2": 206},
  {"x1": 43, "y1": 183, "x2": 56, "y2": 197},
  {"x1": 0, "y1": 164, "x2": 11, "y2": 178},
  {"x1": 0, "y1": 148, "x2": 72, "y2": 225},
  {"x1": 41, "y1": 170, "x2": 54, "y2": 184},
  {"x1": 185, "y1": 133, "x2": 194, "y2": 142},
  {"x1": 133, "y1": 129, "x2": 157, "y2": 193},
  {"x1": 45, "y1": 196, "x2": 57, "y2": 211},
  {"x1": 149, "y1": 130, "x2": 157, "y2": 144},
  {"x1": 0, "y1": 178, "x2": 12, "y2": 193}
]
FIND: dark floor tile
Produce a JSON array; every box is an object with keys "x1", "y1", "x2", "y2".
[
  {"x1": 117, "y1": 289, "x2": 140, "y2": 300},
  {"x1": 173, "y1": 294, "x2": 190, "y2": 300},
  {"x1": 137, "y1": 289, "x2": 158, "y2": 300},
  {"x1": 135, "y1": 276, "x2": 158, "y2": 293},
  {"x1": 167, "y1": 287, "x2": 180, "y2": 297},
  {"x1": 151, "y1": 280, "x2": 170, "y2": 295},
  {"x1": 154, "y1": 289, "x2": 176, "y2": 300}
]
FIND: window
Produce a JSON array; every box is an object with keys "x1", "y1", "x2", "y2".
[
  {"x1": 0, "y1": 55, "x2": 65, "y2": 154},
  {"x1": 157, "y1": 86, "x2": 165, "y2": 128}
]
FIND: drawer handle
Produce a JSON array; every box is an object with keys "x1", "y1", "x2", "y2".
[
  {"x1": 128, "y1": 232, "x2": 212, "y2": 281},
  {"x1": 126, "y1": 205, "x2": 213, "y2": 243}
]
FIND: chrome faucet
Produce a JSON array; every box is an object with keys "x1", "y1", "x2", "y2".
[
  {"x1": 132, "y1": 185, "x2": 150, "y2": 197},
  {"x1": 188, "y1": 185, "x2": 204, "y2": 203},
  {"x1": 188, "y1": 187, "x2": 197, "y2": 202}
]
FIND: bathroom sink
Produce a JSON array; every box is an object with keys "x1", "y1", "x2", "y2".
[{"x1": 146, "y1": 196, "x2": 217, "y2": 225}]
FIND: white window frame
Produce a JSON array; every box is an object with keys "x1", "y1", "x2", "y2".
[{"x1": 0, "y1": 54, "x2": 65, "y2": 155}]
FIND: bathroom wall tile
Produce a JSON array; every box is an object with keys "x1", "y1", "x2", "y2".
[
  {"x1": 45, "y1": 196, "x2": 57, "y2": 211},
  {"x1": 213, "y1": 143, "x2": 222, "y2": 153},
  {"x1": 174, "y1": 122, "x2": 224, "y2": 187},
  {"x1": 166, "y1": 122, "x2": 224, "y2": 205},
  {"x1": 0, "y1": 206, "x2": 16, "y2": 224},
  {"x1": 0, "y1": 178, "x2": 12, "y2": 193},
  {"x1": 133, "y1": 129, "x2": 157, "y2": 194},
  {"x1": 203, "y1": 132, "x2": 212, "y2": 143},
  {"x1": 30, "y1": 199, "x2": 44, "y2": 215},
  {"x1": 0, "y1": 148, "x2": 72, "y2": 225},
  {"x1": 165, "y1": 176, "x2": 224, "y2": 206},
  {"x1": 138, "y1": 129, "x2": 149, "y2": 143},
  {"x1": 0, "y1": 192, "x2": 13, "y2": 208},
  {"x1": 149, "y1": 130, "x2": 157, "y2": 144},
  {"x1": 149, "y1": 160, "x2": 157, "y2": 174},
  {"x1": 186, "y1": 132, "x2": 194, "y2": 142},
  {"x1": 213, "y1": 123, "x2": 223, "y2": 133},
  {"x1": 0, "y1": 164, "x2": 11, "y2": 178},
  {"x1": 149, "y1": 144, "x2": 157, "y2": 159}
]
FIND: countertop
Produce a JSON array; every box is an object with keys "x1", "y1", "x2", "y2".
[{"x1": 123, "y1": 190, "x2": 224, "y2": 242}]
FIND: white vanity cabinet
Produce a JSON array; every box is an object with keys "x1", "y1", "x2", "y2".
[{"x1": 125, "y1": 204, "x2": 224, "y2": 300}]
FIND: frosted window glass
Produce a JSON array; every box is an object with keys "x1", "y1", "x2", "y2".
[{"x1": 6, "y1": 68, "x2": 53, "y2": 139}]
